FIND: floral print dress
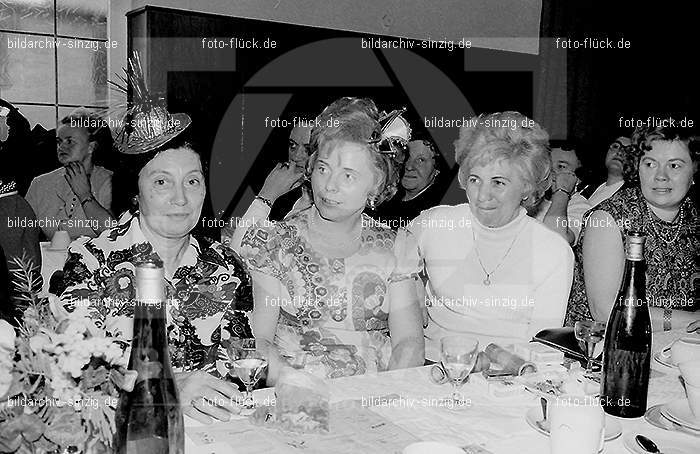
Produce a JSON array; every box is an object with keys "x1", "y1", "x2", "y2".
[
  {"x1": 59, "y1": 212, "x2": 253, "y2": 378},
  {"x1": 240, "y1": 208, "x2": 416, "y2": 379},
  {"x1": 565, "y1": 185, "x2": 699, "y2": 326}
]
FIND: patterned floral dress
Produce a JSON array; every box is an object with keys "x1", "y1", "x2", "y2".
[
  {"x1": 239, "y1": 207, "x2": 416, "y2": 379},
  {"x1": 565, "y1": 185, "x2": 699, "y2": 326},
  {"x1": 59, "y1": 212, "x2": 253, "y2": 378}
]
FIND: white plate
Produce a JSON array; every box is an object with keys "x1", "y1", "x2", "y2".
[
  {"x1": 660, "y1": 399, "x2": 700, "y2": 431},
  {"x1": 623, "y1": 432, "x2": 696, "y2": 454},
  {"x1": 525, "y1": 407, "x2": 622, "y2": 440},
  {"x1": 653, "y1": 350, "x2": 678, "y2": 370},
  {"x1": 645, "y1": 404, "x2": 700, "y2": 437}
]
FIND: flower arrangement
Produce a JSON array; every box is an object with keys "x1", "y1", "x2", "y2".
[{"x1": 0, "y1": 256, "x2": 130, "y2": 454}]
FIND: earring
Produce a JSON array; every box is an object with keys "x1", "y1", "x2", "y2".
[{"x1": 366, "y1": 197, "x2": 377, "y2": 210}]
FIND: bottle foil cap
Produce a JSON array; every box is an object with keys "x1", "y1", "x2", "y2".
[{"x1": 625, "y1": 231, "x2": 646, "y2": 261}]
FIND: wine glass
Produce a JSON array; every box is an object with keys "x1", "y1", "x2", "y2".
[
  {"x1": 574, "y1": 320, "x2": 606, "y2": 374},
  {"x1": 440, "y1": 336, "x2": 479, "y2": 405},
  {"x1": 226, "y1": 338, "x2": 268, "y2": 411}
]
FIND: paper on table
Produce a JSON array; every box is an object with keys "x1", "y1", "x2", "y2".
[{"x1": 186, "y1": 400, "x2": 419, "y2": 454}]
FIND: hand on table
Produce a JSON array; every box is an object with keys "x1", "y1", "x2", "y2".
[
  {"x1": 175, "y1": 370, "x2": 242, "y2": 424},
  {"x1": 64, "y1": 162, "x2": 93, "y2": 202}
]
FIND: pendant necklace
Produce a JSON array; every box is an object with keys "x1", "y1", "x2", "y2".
[{"x1": 471, "y1": 224, "x2": 525, "y2": 286}]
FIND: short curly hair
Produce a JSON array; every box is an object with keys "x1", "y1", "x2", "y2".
[
  {"x1": 307, "y1": 97, "x2": 402, "y2": 206},
  {"x1": 625, "y1": 125, "x2": 700, "y2": 184},
  {"x1": 454, "y1": 111, "x2": 551, "y2": 209}
]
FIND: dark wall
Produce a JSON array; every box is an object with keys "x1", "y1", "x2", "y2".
[{"x1": 540, "y1": 1, "x2": 698, "y2": 180}]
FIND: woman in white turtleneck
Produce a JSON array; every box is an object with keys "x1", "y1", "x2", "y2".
[{"x1": 396, "y1": 112, "x2": 574, "y2": 360}]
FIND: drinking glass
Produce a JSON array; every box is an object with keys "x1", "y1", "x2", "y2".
[
  {"x1": 440, "y1": 336, "x2": 479, "y2": 405},
  {"x1": 226, "y1": 338, "x2": 268, "y2": 410},
  {"x1": 574, "y1": 320, "x2": 606, "y2": 374}
]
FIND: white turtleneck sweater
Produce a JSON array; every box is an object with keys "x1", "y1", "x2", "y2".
[{"x1": 397, "y1": 204, "x2": 574, "y2": 360}]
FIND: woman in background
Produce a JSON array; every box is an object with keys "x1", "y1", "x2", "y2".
[
  {"x1": 370, "y1": 131, "x2": 447, "y2": 229},
  {"x1": 25, "y1": 109, "x2": 113, "y2": 240}
]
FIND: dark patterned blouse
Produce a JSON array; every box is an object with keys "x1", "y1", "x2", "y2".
[
  {"x1": 239, "y1": 207, "x2": 417, "y2": 379},
  {"x1": 565, "y1": 185, "x2": 699, "y2": 326},
  {"x1": 59, "y1": 212, "x2": 253, "y2": 378}
]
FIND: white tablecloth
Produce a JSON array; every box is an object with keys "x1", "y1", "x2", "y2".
[{"x1": 185, "y1": 329, "x2": 697, "y2": 454}]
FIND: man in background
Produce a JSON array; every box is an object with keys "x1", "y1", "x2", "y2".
[{"x1": 530, "y1": 140, "x2": 591, "y2": 245}]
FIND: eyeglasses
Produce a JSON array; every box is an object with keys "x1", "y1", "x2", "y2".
[
  {"x1": 289, "y1": 139, "x2": 312, "y2": 155},
  {"x1": 609, "y1": 140, "x2": 633, "y2": 152}
]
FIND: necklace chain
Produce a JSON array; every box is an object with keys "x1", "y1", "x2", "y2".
[
  {"x1": 646, "y1": 204, "x2": 684, "y2": 246},
  {"x1": 471, "y1": 224, "x2": 525, "y2": 286}
]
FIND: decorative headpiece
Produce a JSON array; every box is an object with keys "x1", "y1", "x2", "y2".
[
  {"x1": 369, "y1": 107, "x2": 411, "y2": 160},
  {"x1": 108, "y1": 52, "x2": 191, "y2": 154}
]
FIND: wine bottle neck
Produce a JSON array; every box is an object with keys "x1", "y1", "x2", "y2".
[{"x1": 616, "y1": 258, "x2": 647, "y2": 308}]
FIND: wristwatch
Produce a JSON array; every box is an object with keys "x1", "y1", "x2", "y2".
[
  {"x1": 255, "y1": 195, "x2": 273, "y2": 208},
  {"x1": 80, "y1": 196, "x2": 95, "y2": 207},
  {"x1": 553, "y1": 187, "x2": 572, "y2": 198}
]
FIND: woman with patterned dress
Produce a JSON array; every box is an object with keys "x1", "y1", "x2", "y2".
[
  {"x1": 240, "y1": 97, "x2": 424, "y2": 380},
  {"x1": 565, "y1": 125, "x2": 699, "y2": 330},
  {"x1": 59, "y1": 96, "x2": 253, "y2": 424}
]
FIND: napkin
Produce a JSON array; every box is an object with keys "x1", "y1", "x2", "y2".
[{"x1": 257, "y1": 366, "x2": 330, "y2": 434}]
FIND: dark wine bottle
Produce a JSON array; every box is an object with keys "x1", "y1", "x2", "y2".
[
  {"x1": 113, "y1": 259, "x2": 184, "y2": 453},
  {"x1": 601, "y1": 232, "x2": 651, "y2": 418}
]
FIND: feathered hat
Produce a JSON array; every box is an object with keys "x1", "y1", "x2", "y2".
[{"x1": 108, "y1": 52, "x2": 191, "y2": 154}]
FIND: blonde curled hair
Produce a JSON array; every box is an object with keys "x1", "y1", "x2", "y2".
[
  {"x1": 307, "y1": 97, "x2": 402, "y2": 206},
  {"x1": 454, "y1": 111, "x2": 551, "y2": 208}
]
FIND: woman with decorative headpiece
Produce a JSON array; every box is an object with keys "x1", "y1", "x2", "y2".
[
  {"x1": 239, "y1": 97, "x2": 424, "y2": 380},
  {"x1": 394, "y1": 112, "x2": 575, "y2": 360},
  {"x1": 565, "y1": 124, "x2": 699, "y2": 330},
  {"x1": 58, "y1": 55, "x2": 253, "y2": 424}
]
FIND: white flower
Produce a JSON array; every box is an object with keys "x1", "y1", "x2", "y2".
[{"x1": 29, "y1": 333, "x2": 51, "y2": 354}]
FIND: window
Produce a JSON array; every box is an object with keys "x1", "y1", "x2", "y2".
[{"x1": 0, "y1": 0, "x2": 108, "y2": 129}]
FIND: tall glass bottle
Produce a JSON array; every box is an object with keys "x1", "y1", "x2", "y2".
[
  {"x1": 113, "y1": 259, "x2": 184, "y2": 453},
  {"x1": 601, "y1": 232, "x2": 651, "y2": 418}
]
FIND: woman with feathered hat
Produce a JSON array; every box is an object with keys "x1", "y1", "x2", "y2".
[{"x1": 58, "y1": 56, "x2": 253, "y2": 424}]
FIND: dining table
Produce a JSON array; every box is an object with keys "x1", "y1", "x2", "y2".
[{"x1": 184, "y1": 328, "x2": 697, "y2": 454}]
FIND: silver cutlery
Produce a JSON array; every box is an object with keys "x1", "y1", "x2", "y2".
[
  {"x1": 535, "y1": 397, "x2": 549, "y2": 432},
  {"x1": 635, "y1": 434, "x2": 663, "y2": 453}
]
